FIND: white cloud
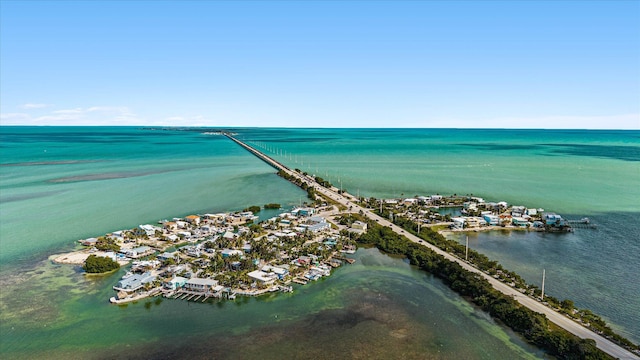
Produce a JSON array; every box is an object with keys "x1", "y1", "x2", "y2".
[
  {"x1": 20, "y1": 103, "x2": 51, "y2": 109},
  {"x1": 0, "y1": 105, "x2": 143, "y2": 125},
  {"x1": 0, "y1": 113, "x2": 31, "y2": 122}
]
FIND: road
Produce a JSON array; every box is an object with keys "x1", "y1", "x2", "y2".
[{"x1": 226, "y1": 134, "x2": 639, "y2": 360}]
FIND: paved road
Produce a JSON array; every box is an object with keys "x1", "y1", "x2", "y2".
[{"x1": 227, "y1": 135, "x2": 639, "y2": 360}]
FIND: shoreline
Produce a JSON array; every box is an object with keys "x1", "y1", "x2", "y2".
[{"x1": 51, "y1": 249, "x2": 129, "y2": 267}]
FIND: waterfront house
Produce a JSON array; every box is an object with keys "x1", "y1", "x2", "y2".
[
  {"x1": 292, "y1": 207, "x2": 315, "y2": 217},
  {"x1": 262, "y1": 265, "x2": 289, "y2": 279},
  {"x1": 139, "y1": 224, "x2": 161, "y2": 236},
  {"x1": 184, "y1": 278, "x2": 218, "y2": 292},
  {"x1": 163, "y1": 221, "x2": 177, "y2": 231},
  {"x1": 545, "y1": 214, "x2": 567, "y2": 227},
  {"x1": 164, "y1": 276, "x2": 187, "y2": 290},
  {"x1": 465, "y1": 217, "x2": 486, "y2": 228},
  {"x1": 185, "y1": 215, "x2": 201, "y2": 225},
  {"x1": 452, "y1": 217, "x2": 466, "y2": 229},
  {"x1": 81, "y1": 237, "x2": 98, "y2": 246},
  {"x1": 512, "y1": 217, "x2": 530, "y2": 227},
  {"x1": 114, "y1": 272, "x2": 156, "y2": 292},
  {"x1": 248, "y1": 270, "x2": 277, "y2": 285},
  {"x1": 483, "y1": 214, "x2": 500, "y2": 226}
]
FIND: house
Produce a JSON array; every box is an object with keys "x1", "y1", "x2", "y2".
[
  {"x1": 139, "y1": 224, "x2": 161, "y2": 236},
  {"x1": 511, "y1": 206, "x2": 526, "y2": 217},
  {"x1": 465, "y1": 217, "x2": 486, "y2": 228},
  {"x1": 404, "y1": 198, "x2": 417, "y2": 206},
  {"x1": 163, "y1": 221, "x2": 177, "y2": 231},
  {"x1": 452, "y1": 217, "x2": 466, "y2": 229},
  {"x1": 463, "y1": 202, "x2": 477, "y2": 211},
  {"x1": 351, "y1": 221, "x2": 367, "y2": 231},
  {"x1": 262, "y1": 265, "x2": 289, "y2": 279},
  {"x1": 307, "y1": 216, "x2": 326, "y2": 225},
  {"x1": 292, "y1": 207, "x2": 315, "y2": 217},
  {"x1": 114, "y1": 272, "x2": 156, "y2": 292},
  {"x1": 80, "y1": 237, "x2": 98, "y2": 246},
  {"x1": 220, "y1": 249, "x2": 243, "y2": 258},
  {"x1": 165, "y1": 234, "x2": 179, "y2": 242},
  {"x1": 545, "y1": 214, "x2": 566, "y2": 227},
  {"x1": 164, "y1": 276, "x2": 187, "y2": 290},
  {"x1": 306, "y1": 222, "x2": 330, "y2": 233},
  {"x1": 483, "y1": 214, "x2": 500, "y2": 226},
  {"x1": 157, "y1": 251, "x2": 180, "y2": 262},
  {"x1": 222, "y1": 231, "x2": 236, "y2": 240},
  {"x1": 124, "y1": 246, "x2": 153, "y2": 258},
  {"x1": 184, "y1": 278, "x2": 218, "y2": 292},
  {"x1": 185, "y1": 215, "x2": 201, "y2": 225},
  {"x1": 512, "y1": 217, "x2": 530, "y2": 227},
  {"x1": 248, "y1": 270, "x2": 277, "y2": 285}
]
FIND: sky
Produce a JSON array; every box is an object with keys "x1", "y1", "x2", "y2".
[{"x1": 1, "y1": 0, "x2": 639, "y2": 129}]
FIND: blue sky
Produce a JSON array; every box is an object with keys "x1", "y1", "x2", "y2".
[{"x1": 1, "y1": 1, "x2": 638, "y2": 129}]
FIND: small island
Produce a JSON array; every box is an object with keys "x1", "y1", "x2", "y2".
[{"x1": 55, "y1": 203, "x2": 361, "y2": 304}]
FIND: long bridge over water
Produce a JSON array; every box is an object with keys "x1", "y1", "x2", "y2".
[{"x1": 224, "y1": 132, "x2": 638, "y2": 360}]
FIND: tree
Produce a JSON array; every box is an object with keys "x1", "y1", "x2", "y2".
[{"x1": 83, "y1": 255, "x2": 120, "y2": 273}]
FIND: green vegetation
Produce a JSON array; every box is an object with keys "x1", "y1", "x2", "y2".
[
  {"x1": 83, "y1": 254, "x2": 120, "y2": 273},
  {"x1": 313, "y1": 176, "x2": 333, "y2": 188},
  {"x1": 356, "y1": 219, "x2": 613, "y2": 359},
  {"x1": 264, "y1": 203, "x2": 281, "y2": 209},
  {"x1": 243, "y1": 205, "x2": 261, "y2": 213},
  {"x1": 95, "y1": 237, "x2": 120, "y2": 252}
]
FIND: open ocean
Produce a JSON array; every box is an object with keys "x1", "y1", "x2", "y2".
[{"x1": 1, "y1": 126, "x2": 638, "y2": 358}]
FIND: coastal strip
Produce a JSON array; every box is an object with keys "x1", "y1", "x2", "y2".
[{"x1": 224, "y1": 133, "x2": 639, "y2": 360}]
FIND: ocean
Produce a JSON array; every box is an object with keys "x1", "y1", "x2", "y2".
[{"x1": 0, "y1": 126, "x2": 638, "y2": 358}]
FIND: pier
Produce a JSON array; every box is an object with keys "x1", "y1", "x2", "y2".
[{"x1": 224, "y1": 133, "x2": 638, "y2": 360}]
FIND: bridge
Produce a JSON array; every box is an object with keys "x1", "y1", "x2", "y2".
[{"x1": 224, "y1": 133, "x2": 638, "y2": 360}]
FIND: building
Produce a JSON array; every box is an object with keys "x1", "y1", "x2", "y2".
[
  {"x1": 123, "y1": 246, "x2": 153, "y2": 258},
  {"x1": 545, "y1": 214, "x2": 567, "y2": 227},
  {"x1": 248, "y1": 270, "x2": 277, "y2": 285},
  {"x1": 157, "y1": 251, "x2": 179, "y2": 262},
  {"x1": 184, "y1": 278, "x2": 218, "y2": 292},
  {"x1": 164, "y1": 276, "x2": 187, "y2": 290},
  {"x1": 512, "y1": 217, "x2": 530, "y2": 227},
  {"x1": 114, "y1": 272, "x2": 156, "y2": 292},
  {"x1": 351, "y1": 221, "x2": 368, "y2": 231},
  {"x1": 185, "y1": 215, "x2": 201, "y2": 225},
  {"x1": 163, "y1": 221, "x2": 177, "y2": 231},
  {"x1": 220, "y1": 249, "x2": 243, "y2": 258},
  {"x1": 483, "y1": 214, "x2": 500, "y2": 226},
  {"x1": 452, "y1": 217, "x2": 466, "y2": 229}
]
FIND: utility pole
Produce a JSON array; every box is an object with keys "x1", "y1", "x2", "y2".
[
  {"x1": 465, "y1": 235, "x2": 469, "y2": 261},
  {"x1": 541, "y1": 269, "x2": 546, "y2": 301}
]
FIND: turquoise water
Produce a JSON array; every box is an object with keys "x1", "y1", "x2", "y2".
[
  {"x1": 237, "y1": 127, "x2": 640, "y2": 343},
  {"x1": 1, "y1": 126, "x2": 638, "y2": 357}
]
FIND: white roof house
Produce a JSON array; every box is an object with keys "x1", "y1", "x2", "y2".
[{"x1": 248, "y1": 270, "x2": 277, "y2": 285}]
